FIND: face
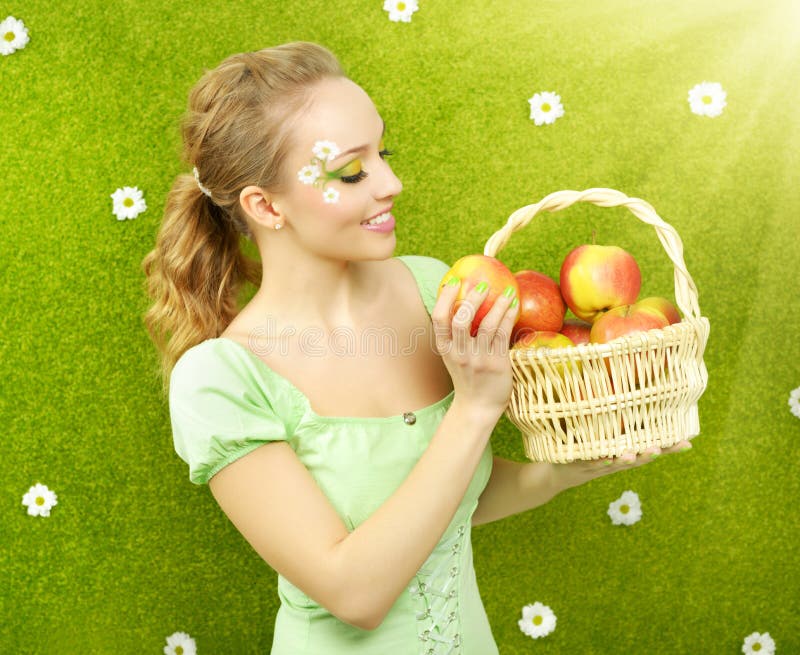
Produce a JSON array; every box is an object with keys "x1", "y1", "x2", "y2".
[{"x1": 262, "y1": 77, "x2": 403, "y2": 259}]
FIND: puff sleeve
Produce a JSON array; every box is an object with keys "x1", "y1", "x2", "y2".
[{"x1": 168, "y1": 342, "x2": 292, "y2": 485}]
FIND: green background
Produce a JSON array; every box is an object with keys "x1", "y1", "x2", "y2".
[{"x1": 2, "y1": 0, "x2": 798, "y2": 653}]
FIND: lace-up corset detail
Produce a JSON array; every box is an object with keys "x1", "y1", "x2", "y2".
[{"x1": 407, "y1": 522, "x2": 468, "y2": 654}]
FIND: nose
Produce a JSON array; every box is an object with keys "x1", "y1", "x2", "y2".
[{"x1": 375, "y1": 158, "x2": 403, "y2": 199}]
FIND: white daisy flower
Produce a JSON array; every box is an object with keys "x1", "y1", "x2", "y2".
[
  {"x1": 688, "y1": 81, "x2": 727, "y2": 117},
  {"x1": 742, "y1": 631, "x2": 775, "y2": 655},
  {"x1": 163, "y1": 631, "x2": 197, "y2": 655},
  {"x1": 1, "y1": 16, "x2": 30, "y2": 56},
  {"x1": 788, "y1": 386, "x2": 800, "y2": 418},
  {"x1": 384, "y1": 0, "x2": 419, "y2": 22},
  {"x1": 322, "y1": 187, "x2": 340, "y2": 204},
  {"x1": 110, "y1": 186, "x2": 147, "y2": 220},
  {"x1": 297, "y1": 164, "x2": 321, "y2": 185},
  {"x1": 607, "y1": 490, "x2": 642, "y2": 526},
  {"x1": 518, "y1": 602, "x2": 557, "y2": 639},
  {"x1": 528, "y1": 91, "x2": 565, "y2": 125},
  {"x1": 312, "y1": 140, "x2": 341, "y2": 162},
  {"x1": 22, "y1": 483, "x2": 58, "y2": 517}
]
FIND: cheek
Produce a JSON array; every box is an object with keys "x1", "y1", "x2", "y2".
[{"x1": 313, "y1": 183, "x2": 361, "y2": 214}]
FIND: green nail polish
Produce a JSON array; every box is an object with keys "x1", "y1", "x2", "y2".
[
  {"x1": 510, "y1": 297, "x2": 518, "y2": 308},
  {"x1": 446, "y1": 276, "x2": 460, "y2": 287},
  {"x1": 503, "y1": 285, "x2": 515, "y2": 298},
  {"x1": 474, "y1": 281, "x2": 488, "y2": 293}
]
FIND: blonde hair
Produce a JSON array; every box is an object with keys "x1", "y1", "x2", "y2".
[{"x1": 141, "y1": 42, "x2": 347, "y2": 398}]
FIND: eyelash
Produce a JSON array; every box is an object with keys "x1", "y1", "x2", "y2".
[{"x1": 339, "y1": 149, "x2": 394, "y2": 184}]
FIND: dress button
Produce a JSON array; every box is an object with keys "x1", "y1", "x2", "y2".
[{"x1": 403, "y1": 412, "x2": 416, "y2": 425}]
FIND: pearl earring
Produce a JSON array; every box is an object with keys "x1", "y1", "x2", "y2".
[{"x1": 274, "y1": 224, "x2": 282, "y2": 230}]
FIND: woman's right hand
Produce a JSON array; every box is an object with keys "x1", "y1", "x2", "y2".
[{"x1": 431, "y1": 276, "x2": 520, "y2": 422}]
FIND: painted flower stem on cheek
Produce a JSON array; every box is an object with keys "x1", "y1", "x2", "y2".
[{"x1": 297, "y1": 140, "x2": 345, "y2": 203}]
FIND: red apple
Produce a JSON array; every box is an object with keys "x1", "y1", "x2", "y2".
[
  {"x1": 511, "y1": 330, "x2": 579, "y2": 378},
  {"x1": 636, "y1": 296, "x2": 681, "y2": 325},
  {"x1": 510, "y1": 270, "x2": 566, "y2": 343},
  {"x1": 590, "y1": 302, "x2": 670, "y2": 344},
  {"x1": 559, "y1": 318, "x2": 592, "y2": 345},
  {"x1": 559, "y1": 244, "x2": 642, "y2": 323},
  {"x1": 590, "y1": 301, "x2": 671, "y2": 389},
  {"x1": 437, "y1": 254, "x2": 519, "y2": 338}
]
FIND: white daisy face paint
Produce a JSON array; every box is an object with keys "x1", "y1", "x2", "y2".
[
  {"x1": 296, "y1": 139, "x2": 352, "y2": 203},
  {"x1": 297, "y1": 135, "x2": 393, "y2": 205}
]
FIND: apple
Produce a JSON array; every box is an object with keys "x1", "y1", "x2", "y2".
[
  {"x1": 590, "y1": 301, "x2": 670, "y2": 344},
  {"x1": 437, "y1": 254, "x2": 519, "y2": 338},
  {"x1": 511, "y1": 330, "x2": 579, "y2": 378},
  {"x1": 559, "y1": 244, "x2": 642, "y2": 323},
  {"x1": 559, "y1": 318, "x2": 592, "y2": 345},
  {"x1": 635, "y1": 296, "x2": 681, "y2": 325},
  {"x1": 512, "y1": 330, "x2": 574, "y2": 349},
  {"x1": 590, "y1": 301, "x2": 671, "y2": 388},
  {"x1": 510, "y1": 269, "x2": 566, "y2": 342}
]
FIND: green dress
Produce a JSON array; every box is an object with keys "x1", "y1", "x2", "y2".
[{"x1": 169, "y1": 255, "x2": 498, "y2": 655}]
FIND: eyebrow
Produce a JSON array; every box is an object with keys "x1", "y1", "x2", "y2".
[{"x1": 329, "y1": 119, "x2": 386, "y2": 165}]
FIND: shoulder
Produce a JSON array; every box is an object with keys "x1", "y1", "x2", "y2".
[
  {"x1": 169, "y1": 340, "x2": 239, "y2": 400},
  {"x1": 392, "y1": 255, "x2": 452, "y2": 315},
  {"x1": 168, "y1": 340, "x2": 301, "y2": 485},
  {"x1": 394, "y1": 254, "x2": 451, "y2": 281},
  {"x1": 169, "y1": 339, "x2": 304, "y2": 427}
]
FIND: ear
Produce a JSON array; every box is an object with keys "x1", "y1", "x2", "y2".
[{"x1": 239, "y1": 185, "x2": 284, "y2": 230}]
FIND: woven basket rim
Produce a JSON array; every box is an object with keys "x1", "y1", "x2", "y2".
[{"x1": 508, "y1": 318, "x2": 708, "y2": 360}]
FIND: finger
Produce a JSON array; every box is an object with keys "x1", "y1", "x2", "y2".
[
  {"x1": 452, "y1": 280, "x2": 490, "y2": 355},
  {"x1": 475, "y1": 286, "x2": 517, "y2": 352},
  {"x1": 432, "y1": 276, "x2": 461, "y2": 351},
  {"x1": 663, "y1": 440, "x2": 692, "y2": 454},
  {"x1": 492, "y1": 295, "x2": 520, "y2": 352}
]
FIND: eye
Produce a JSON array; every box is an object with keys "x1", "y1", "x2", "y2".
[
  {"x1": 378, "y1": 138, "x2": 394, "y2": 159},
  {"x1": 340, "y1": 170, "x2": 368, "y2": 184},
  {"x1": 338, "y1": 160, "x2": 368, "y2": 184},
  {"x1": 336, "y1": 141, "x2": 394, "y2": 184}
]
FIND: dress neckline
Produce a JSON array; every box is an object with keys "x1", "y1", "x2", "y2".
[
  {"x1": 210, "y1": 337, "x2": 455, "y2": 424},
  {"x1": 208, "y1": 256, "x2": 455, "y2": 423}
]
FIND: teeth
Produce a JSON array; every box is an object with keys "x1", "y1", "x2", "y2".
[{"x1": 363, "y1": 211, "x2": 391, "y2": 225}]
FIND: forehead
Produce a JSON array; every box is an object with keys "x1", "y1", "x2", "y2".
[{"x1": 294, "y1": 78, "x2": 381, "y2": 157}]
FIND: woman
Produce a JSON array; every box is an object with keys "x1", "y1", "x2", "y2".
[{"x1": 142, "y1": 41, "x2": 691, "y2": 654}]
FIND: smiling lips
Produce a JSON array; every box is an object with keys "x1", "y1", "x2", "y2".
[{"x1": 361, "y1": 205, "x2": 394, "y2": 225}]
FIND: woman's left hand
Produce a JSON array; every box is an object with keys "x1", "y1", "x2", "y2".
[{"x1": 550, "y1": 439, "x2": 694, "y2": 492}]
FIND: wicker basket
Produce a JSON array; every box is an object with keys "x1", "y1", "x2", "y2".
[{"x1": 484, "y1": 188, "x2": 710, "y2": 463}]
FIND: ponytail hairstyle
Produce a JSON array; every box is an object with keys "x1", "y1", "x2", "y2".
[{"x1": 141, "y1": 42, "x2": 347, "y2": 398}]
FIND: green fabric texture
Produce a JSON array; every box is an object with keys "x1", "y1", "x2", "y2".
[
  {"x1": 2, "y1": 0, "x2": 799, "y2": 653},
  {"x1": 170, "y1": 256, "x2": 495, "y2": 653}
]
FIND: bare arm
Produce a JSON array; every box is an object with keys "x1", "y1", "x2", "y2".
[
  {"x1": 330, "y1": 399, "x2": 499, "y2": 629},
  {"x1": 471, "y1": 439, "x2": 697, "y2": 527},
  {"x1": 471, "y1": 457, "x2": 558, "y2": 527},
  {"x1": 208, "y1": 399, "x2": 499, "y2": 632}
]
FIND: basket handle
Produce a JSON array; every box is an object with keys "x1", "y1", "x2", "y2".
[{"x1": 483, "y1": 188, "x2": 703, "y2": 322}]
